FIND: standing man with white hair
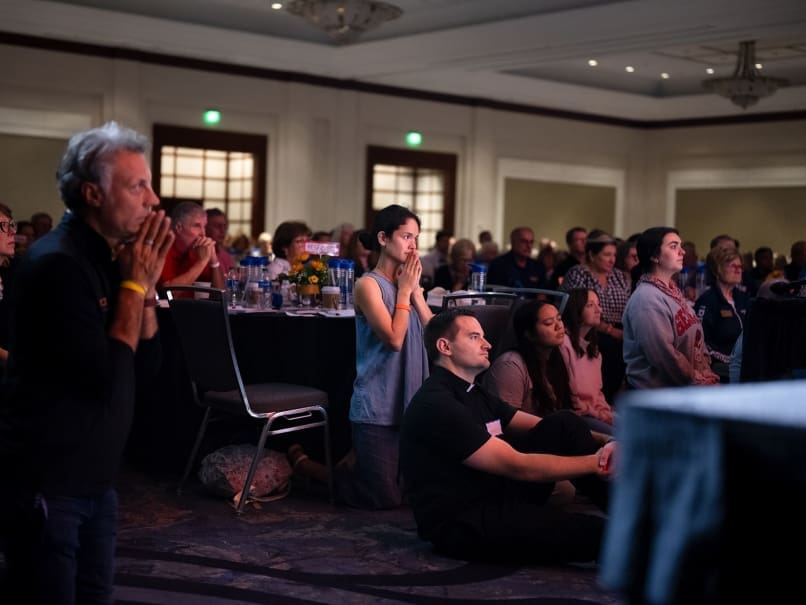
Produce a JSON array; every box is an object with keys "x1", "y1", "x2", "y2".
[{"x1": 0, "y1": 122, "x2": 174, "y2": 602}]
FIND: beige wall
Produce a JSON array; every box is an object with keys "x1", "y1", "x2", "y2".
[
  {"x1": 677, "y1": 187, "x2": 806, "y2": 259},
  {"x1": 2, "y1": 42, "x2": 806, "y2": 250},
  {"x1": 0, "y1": 134, "x2": 67, "y2": 222},
  {"x1": 503, "y1": 179, "x2": 615, "y2": 250}
]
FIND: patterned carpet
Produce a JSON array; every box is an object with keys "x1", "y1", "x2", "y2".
[{"x1": 113, "y1": 463, "x2": 623, "y2": 604}]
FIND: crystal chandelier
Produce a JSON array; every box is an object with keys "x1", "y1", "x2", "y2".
[
  {"x1": 286, "y1": 0, "x2": 403, "y2": 44},
  {"x1": 702, "y1": 40, "x2": 789, "y2": 109}
]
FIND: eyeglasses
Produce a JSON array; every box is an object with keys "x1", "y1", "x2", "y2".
[
  {"x1": 727, "y1": 263, "x2": 744, "y2": 270},
  {"x1": 0, "y1": 220, "x2": 17, "y2": 233}
]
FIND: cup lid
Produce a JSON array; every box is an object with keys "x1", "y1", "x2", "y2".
[{"x1": 322, "y1": 286, "x2": 340, "y2": 293}]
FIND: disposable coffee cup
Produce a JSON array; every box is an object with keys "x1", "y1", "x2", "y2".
[
  {"x1": 192, "y1": 281, "x2": 211, "y2": 299},
  {"x1": 322, "y1": 286, "x2": 340, "y2": 310}
]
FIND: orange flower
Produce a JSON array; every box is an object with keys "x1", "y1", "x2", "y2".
[{"x1": 308, "y1": 275, "x2": 319, "y2": 284}]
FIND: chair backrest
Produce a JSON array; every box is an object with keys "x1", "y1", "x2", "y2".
[
  {"x1": 442, "y1": 291, "x2": 518, "y2": 309},
  {"x1": 486, "y1": 285, "x2": 569, "y2": 314},
  {"x1": 442, "y1": 292, "x2": 518, "y2": 361},
  {"x1": 165, "y1": 286, "x2": 246, "y2": 397}
]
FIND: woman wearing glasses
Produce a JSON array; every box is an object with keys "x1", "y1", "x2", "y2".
[
  {"x1": 266, "y1": 221, "x2": 311, "y2": 280},
  {"x1": 694, "y1": 245, "x2": 751, "y2": 382},
  {"x1": 0, "y1": 202, "x2": 18, "y2": 365}
]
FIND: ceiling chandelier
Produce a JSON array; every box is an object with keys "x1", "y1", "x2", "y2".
[
  {"x1": 702, "y1": 40, "x2": 789, "y2": 109},
  {"x1": 286, "y1": 0, "x2": 403, "y2": 44}
]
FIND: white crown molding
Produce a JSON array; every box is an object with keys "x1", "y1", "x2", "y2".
[{"x1": 3, "y1": 0, "x2": 805, "y2": 122}]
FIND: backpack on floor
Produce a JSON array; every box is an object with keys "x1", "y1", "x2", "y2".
[{"x1": 198, "y1": 444, "x2": 292, "y2": 507}]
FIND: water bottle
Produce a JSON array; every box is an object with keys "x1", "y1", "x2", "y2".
[
  {"x1": 343, "y1": 259, "x2": 355, "y2": 308},
  {"x1": 695, "y1": 261, "x2": 707, "y2": 298},
  {"x1": 258, "y1": 269, "x2": 271, "y2": 310},
  {"x1": 238, "y1": 257, "x2": 252, "y2": 305},
  {"x1": 469, "y1": 263, "x2": 487, "y2": 293},
  {"x1": 226, "y1": 267, "x2": 241, "y2": 308}
]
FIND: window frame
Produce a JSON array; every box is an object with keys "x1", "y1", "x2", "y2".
[
  {"x1": 365, "y1": 145, "x2": 457, "y2": 237},
  {"x1": 152, "y1": 124, "x2": 267, "y2": 238}
]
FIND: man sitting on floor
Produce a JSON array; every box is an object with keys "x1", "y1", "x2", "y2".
[{"x1": 400, "y1": 308, "x2": 615, "y2": 564}]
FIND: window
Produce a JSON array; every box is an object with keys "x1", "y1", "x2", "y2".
[
  {"x1": 365, "y1": 146, "x2": 456, "y2": 247},
  {"x1": 153, "y1": 124, "x2": 267, "y2": 240}
]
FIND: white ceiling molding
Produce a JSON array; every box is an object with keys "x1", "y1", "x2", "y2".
[{"x1": 3, "y1": 0, "x2": 805, "y2": 122}]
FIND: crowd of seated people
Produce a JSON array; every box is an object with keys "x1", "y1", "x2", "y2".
[
  {"x1": 3, "y1": 136, "x2": 805, "y2": 582},
  {"x1": 144, "y1": 205, "x2": 803, "y2": 418}
]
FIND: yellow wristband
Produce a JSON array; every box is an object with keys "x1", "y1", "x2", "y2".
[
  {"x1": 120, "y1": 280, "x2": 147, "y2": 297},
  {"x1": 395, "y1": 303, "x2": 411, "y2": 312}
]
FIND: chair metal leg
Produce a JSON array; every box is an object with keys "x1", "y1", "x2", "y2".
[
  {"x1": 235, "y1": 418, "x2": 273, "y2": 514},
  {"x1": 177, "y1": 407, "x2": 212, "y2": 496}
]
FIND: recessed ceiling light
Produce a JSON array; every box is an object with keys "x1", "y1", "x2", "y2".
[
  {"x1": 271, "y1": 2, "x2": 283, "y2": 9},
  {"x1": 755, "y1": 63, "x2": 763, "y2": 69},
  {"x1": 588, "y1": 59, "x2": 598, "y2": 67},
  {"x1": 706, "y1": 67, "x2": 715, "y2": 75},
  {"x1": 661, "y1": 72, "x2": 670, "y2": 79},
  {"x1": 625, "y1": 66, "x2": 635, "y2": 73}
]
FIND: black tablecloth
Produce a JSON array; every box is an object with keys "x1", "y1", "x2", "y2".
[
  {"x1": 600, "y1": 380, "x2": 806, "y2": 605},
  {"x1": 129, "y1": 308, "x2": 356, "y2": 473}
]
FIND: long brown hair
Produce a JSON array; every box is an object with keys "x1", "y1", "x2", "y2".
[
  {"x1": 511, "y1": 300, "x2": 572, "y2": 416},
  {"x1": 562, "y1": 288, "x2": 599, "y2": 359}
]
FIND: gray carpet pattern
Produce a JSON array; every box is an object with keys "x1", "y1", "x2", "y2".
[{"x1": 113, "y1": 466, "x2": 623, "y2": 604}]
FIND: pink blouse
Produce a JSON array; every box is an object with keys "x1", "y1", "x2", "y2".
[{"x1": 559, "y1": 334, "x2": 614, "y2": 425}]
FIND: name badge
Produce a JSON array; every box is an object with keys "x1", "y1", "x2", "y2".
[
  {"x1": 485, "y1": 419, "x2": 503, "y2": 436},
  {"x1": 720, "y1": 309, "x2": 733, "y2": 318},
  {"x1": 305, "y1": 241, "x2": 340, "y2": 256}
]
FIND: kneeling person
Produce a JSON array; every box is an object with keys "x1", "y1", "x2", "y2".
[{"x1": 400, "y1": 308, "x2": 615, "y2": 563}]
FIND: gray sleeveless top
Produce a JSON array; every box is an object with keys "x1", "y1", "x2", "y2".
[{"x1": 349, "y1": 272, "x2": 429, "y2": 426}]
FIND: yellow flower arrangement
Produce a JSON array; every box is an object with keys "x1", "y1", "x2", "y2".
[{"x1": 282, "y1": 253, "x2": 330, "y2": 286}]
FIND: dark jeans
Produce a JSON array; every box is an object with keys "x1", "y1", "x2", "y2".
[
  {"x1": 1, "y1": 488, "x2": 118, "y2": 605},
  {"x1": 432, "y1": 411, "x2": 608, "y2": 564}
]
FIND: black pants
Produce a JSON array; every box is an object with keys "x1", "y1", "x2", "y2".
[{"x1": 432, "y1": 411, "x2": 608, "y2": 564}]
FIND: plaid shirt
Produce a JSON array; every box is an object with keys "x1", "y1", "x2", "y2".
[{"x1": 560, "y1": 264, "x2": 631, "y2": 324}]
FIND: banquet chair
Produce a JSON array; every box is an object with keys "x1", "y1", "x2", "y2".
[
  {"x1": 486, "y1": 285, "x2": 570, "y2": 314},
  {"x1": 442, "y1": 291, "x2": 518, "y2": 362},
  {"x1": 165, "y1": 285, "x2": 333, "y2": 513}
]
